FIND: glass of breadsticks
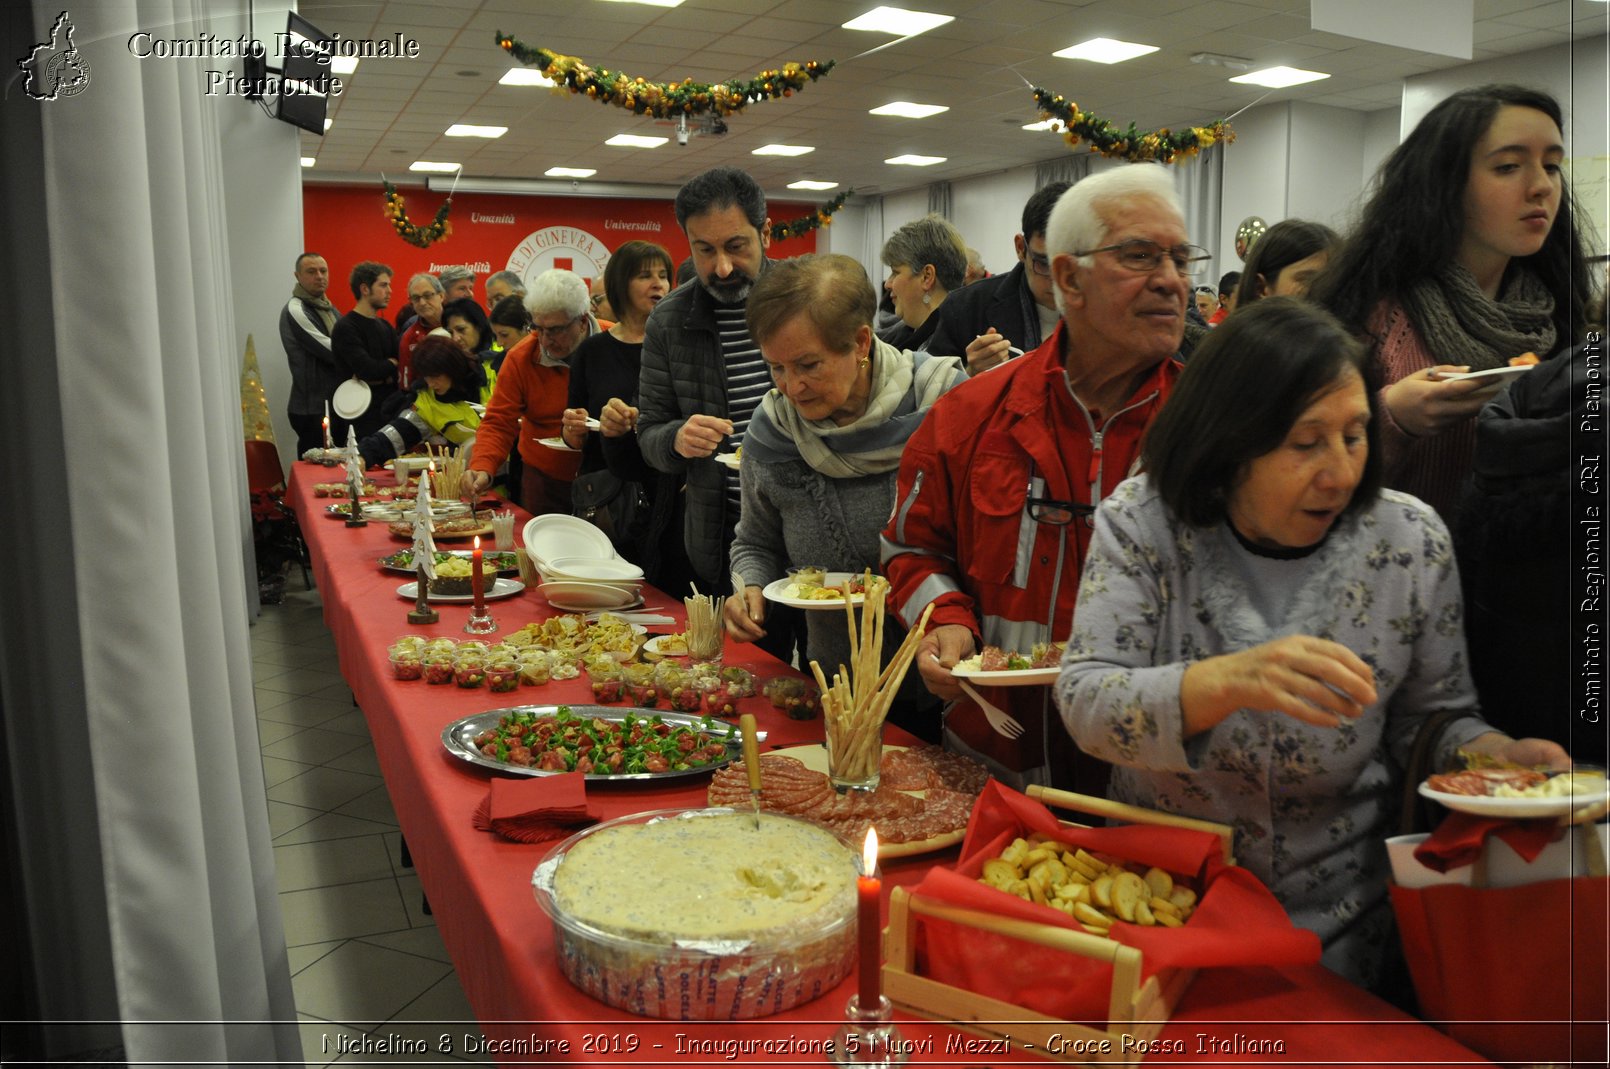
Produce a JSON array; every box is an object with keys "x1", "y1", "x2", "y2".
[
  {"x1": 813, "y1": 572, "x2": 934, "y2": 792},
  {"x1": 685, "y1": 588, "x2": 724, "y2": 665}
]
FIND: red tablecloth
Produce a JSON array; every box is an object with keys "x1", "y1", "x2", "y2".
[{"x1": 285, "y1": 463, "x2": 1494, "y2": 1066}]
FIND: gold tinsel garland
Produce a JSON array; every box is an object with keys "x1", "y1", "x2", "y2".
[
  {"x1": 770, "y1": 191, "x2": 853, "y2": 242},
  {"x1": 1031, "y1": 88, "x2": 1234, "y2": 164},
  {"x1": 496, "y1": 32, "x2": 834, "y2": 119},
  {"x1": 382, "y1": 178, "x2": 452, "y2": 248}
]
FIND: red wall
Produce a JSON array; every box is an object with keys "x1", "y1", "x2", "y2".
[{"x1": 300, "y1": 184, "x2": 818, "y2": 304}]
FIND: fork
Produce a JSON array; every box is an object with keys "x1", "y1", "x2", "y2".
[{"x1": 957, "y1": 677, "x2": 1025, "y2": 740}]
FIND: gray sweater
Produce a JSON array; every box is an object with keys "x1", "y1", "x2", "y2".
[{"x1": 730, "y1": 457, "x2": 928, "y2": 702}]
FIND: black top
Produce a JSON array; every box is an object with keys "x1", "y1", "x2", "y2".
[{"x1": 330, "y1": 311, "x2": 399, "y2": 385}]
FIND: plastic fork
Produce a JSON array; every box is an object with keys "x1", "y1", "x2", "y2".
[{"x1": 957, "y1": 677, "x2": 1025, "y2": 740}]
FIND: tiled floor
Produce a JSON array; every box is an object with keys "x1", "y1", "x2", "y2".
[{"x1": 251, "y1": 570, "x2": 492, "y2": 1066}]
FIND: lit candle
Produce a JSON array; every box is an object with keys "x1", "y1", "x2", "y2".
[
  {"x1": 471, "y1": 534, "x2": 485, "y2": 612},
  {"x1": 857, "y1": 826, "x2": 881, "y2": 1009},
  {"x1": 322, "y1": 413, "x2": 332, "y2": 449}
]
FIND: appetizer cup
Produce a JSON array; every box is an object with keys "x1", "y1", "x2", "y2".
[
  {"x1": 486, "y1": 660, "x2": 520, "y2": 693},
  {"x1": 788, "y1": 565, "x2": 827, "y2": 594},
  {"x1": 388, "y1": 648, "x2": 423, "y2": 681},
  {"x1": 421, "y1": 651, "x2": 455, "y2": 686}
]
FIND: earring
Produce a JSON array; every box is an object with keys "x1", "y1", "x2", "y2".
[
  {"x1": 922, "y1": 292, "x2": 932, "y2": 306},
  {"x1": 859, "y1": 357, "x2": 870, "y2": 370}
]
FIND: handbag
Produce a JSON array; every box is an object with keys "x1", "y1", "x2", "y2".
[{"x1": 571, "y1": 467, "x2": 647, "y2": 550}]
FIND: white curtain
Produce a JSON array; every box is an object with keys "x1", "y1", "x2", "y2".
[
  {"x1": 2, "y1": 1, "x2": 299, "y2": 1063},
  {"x1": 1174, "y1": 145, "x2": 1226, "y2": 285},
  {"x1": 927, "y1": 180, "x2": 953, "y2": 219}
]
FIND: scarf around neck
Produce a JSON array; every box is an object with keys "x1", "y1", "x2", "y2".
[
  {"x1": 1402, "y1": 263, "x2": 1555, "y2": 372},
  {"x1": 744, "y1": 337, "x2": 961, "y2": 478},
  {"x1": 292, "y1": 283, "x2": 337, "y2": 333}
]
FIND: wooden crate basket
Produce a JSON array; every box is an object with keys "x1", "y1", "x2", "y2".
[{"x1": 880, "y1": 785, "x2": 1235, "y2": 1064}]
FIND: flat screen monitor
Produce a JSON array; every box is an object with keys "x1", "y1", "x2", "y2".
[{"x1": 276, "y1": 12, "x2": 331, "y2": 135}]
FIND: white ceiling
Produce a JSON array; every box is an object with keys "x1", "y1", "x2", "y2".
[{"x1": 297, "y1": 0, "x2": 1607, "y2": 201}]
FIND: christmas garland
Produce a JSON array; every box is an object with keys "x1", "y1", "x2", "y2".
[
  {"x1": 382, "y1": 179, "x2": 452, "y2": 248},
  {"x1": 1032, "y1": 88, "x2": 1234, "y2": 164},
  {"x1": 496, "y1": 32, "x2": 834, "y2": 119},
  {"x1": 770, "y1": 191, "x2": 853, "y2": 242}
]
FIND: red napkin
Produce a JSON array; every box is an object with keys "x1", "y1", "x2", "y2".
[
  {"x1": 471, "y1": 774, "x2": 599, "y2": 843},
  {"x1": 907, "y1": 781, "x2": 1320, "y2": 1020},
  {"x1": 1413, "y1": 810, "x2": 1561, "y2": 873}
]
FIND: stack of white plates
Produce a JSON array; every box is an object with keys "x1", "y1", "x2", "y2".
[{"x1": 522, "y1": 515, "x2": 645, "y2": 611}]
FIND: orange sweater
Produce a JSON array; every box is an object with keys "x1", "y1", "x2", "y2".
[{"x1": 471, "y1": 334, "x2": 580, "y2": 482}]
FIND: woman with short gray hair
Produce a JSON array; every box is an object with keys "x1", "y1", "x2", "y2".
[{"x1": 878, "y1": 214, "x2": 969, "y2": 352}]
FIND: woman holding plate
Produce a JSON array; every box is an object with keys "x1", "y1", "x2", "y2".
[
  {"x1": 1054, "y1": 299, "x2": 1569, "y2": 988},
  {"x1": 723, "y1": 254, "x2": 966, "y2": 739}
]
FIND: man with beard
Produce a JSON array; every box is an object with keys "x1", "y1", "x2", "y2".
[
  {"x1": 461, "y1": 269, "x2": 597, "y2": 514},
  {"x1": 636, "y1": 166, "x2": 804, "y2": 661},
  {"x1": 329, "y1": 260, "x2": 400, "y2": 440},
  {"x1": 278, "y1": 251, "x2": 342, "y2": 453}
]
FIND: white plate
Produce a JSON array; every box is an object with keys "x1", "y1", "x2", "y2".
[
  {"x1": 538, "y1": 581, "x2": 645, "y2": 612},
  {"x1": 522, "y1": 514, "x2": 617, "y2": 567},
  {"x1": 949, "y1": 661, "x2": 1060, "y2": 687},
  {"x1": 1417, "y1": 780, "x2": 1610, "y2": 820},
  {"x1": 761, "y1": 572, "x2": 867, "y2": 611},
  {"x1": 396, "y1": 577, "x2": 525, "y2": 603},
  {"x1": 1432, "y1": 364, "x2": 1535, "y2": 384},
  {"x1": 713, "y1": 453, "x2": 741, "y2": 470},
  {"x1": 642, "y1": 634, "x2": 689, "y2": 658},
  {"x1": 543, "y1": 555, "x2": 645, "y2": 582},
  {"x1": 332, "y1": 378, "x2": 372, "y2": 419},
  {"x1": 538, "y1": 436, "x2": 579, "y2": 452}
]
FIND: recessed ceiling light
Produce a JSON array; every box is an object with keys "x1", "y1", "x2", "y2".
[
  {"x1": 300, "y1": 157, "x2": 316, "y2": 168},
  {"x1": 545, "y1": 167, "x2": 597, "y2": 178},
  {"x1": 500, "y1": 68, "x2": 555, "y2": 87},
  {"x1": 1022, "y1": 118, "x2": 1062, "y2": 132},
  {"x1": 599, "y1": 0, "x2": 684, "y2": 5},
  {"x1": 753, "y1": 144, "x2": 814, "y2": 157},
  {"x1": 788, "y1": 180, "x2": 840, "y2": 190},
  {"x1": 1053, "y1": 38, "x2": 1158, "y2": 64},
  {"x1": 869, "y1": 101, "x2": 948, "y2": 119},
  {"x1": 329, "y1": 56, "x2": 358, "y2": 76},
  {"x1": 1230, "y1": 66, "x2": 1330, "y2": 88},
  {"x1": 843, "y1": 6, "x2": 954, "y2": 35},
  {"x1": 445, "y1": 124, "x2": 508, "y2": 139},
  {"x1": 322, "y1": 118, "x2": 332, "y2": 132},
  {"x1": 409, "y1": 161, "x2": 461, "y2": 173},
  {"x1": 605, "y1": 134, "x2": 670, "y2": 148},
  {"x1": 886, "y1": 154, "x2": 946, "y2": 166}
]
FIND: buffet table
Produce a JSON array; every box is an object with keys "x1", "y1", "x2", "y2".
[{"x1": 284, "y1": 463, "x2": 1495, "y2": 1066}]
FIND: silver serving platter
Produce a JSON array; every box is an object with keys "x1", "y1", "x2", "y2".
[
  {"x1": 376, "y1": 549, "x2": 523, "y2": 575},
  {"x1": 441, "y1": 704, "x2": 752, "y2": 782}
]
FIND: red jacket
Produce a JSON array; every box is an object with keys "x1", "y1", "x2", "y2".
[
  {"x1": 471, "y1": 334, "x2": 580, "y2": 484},
  {"x1": 880, "y1": 322, "x2": 1181, "y2": 779}
]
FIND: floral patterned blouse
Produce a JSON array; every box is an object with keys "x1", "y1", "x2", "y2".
[{"x1": 1054, "y1": 475, "x2": 1492, "y2": 986}]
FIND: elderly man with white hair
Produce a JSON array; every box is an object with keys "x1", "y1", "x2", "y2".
[
  {"x1": 880, "y1": 164, "x2": 1202, "y2": 789},
  {"x1": 461, "y1": 269, "x2": 598, "y2": 513}
]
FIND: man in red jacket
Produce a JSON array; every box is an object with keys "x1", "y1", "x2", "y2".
[{"x1": 880, "y1": 164, "x2": 1201, "y2": 789}]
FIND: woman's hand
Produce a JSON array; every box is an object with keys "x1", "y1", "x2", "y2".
[
  {"x1": 1180, "y1": 636, "x2": 1378, "y2": 735},
  {"x1": 600, "y1": 397, "x2": 638, "y2": 438},
  {"x1": 560, "y1": 407, "x2": 590, "y2": 449},
  {"x1": 1459, "y1": 731, "x2": 1573, "y2": 771},
  {"x1": 916, "y1": 624, "x2": 977, "y2": 701},
  {"x1": 674, "y1": 414, "x2": 734, "y2": 459},
  {"x1": 459, "y1": 469, "x2": 491, "y2": 498},
  {"x1": 1383, "y1": 365, "x2": 1501, "y2": 438},
  {"x1": 723, "y1": 586, "x2": 767, "y2": 642}
]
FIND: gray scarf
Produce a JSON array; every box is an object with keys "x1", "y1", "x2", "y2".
[
  {"x1": 292, "y1": 283, "x2": 337, "y2": 333},
  {"x1": 1402, "y1": 264, "x2": 1555, "y2": 372},
  {"x1": 745, "y1": 338, "x2": 961, "y2": 478}
]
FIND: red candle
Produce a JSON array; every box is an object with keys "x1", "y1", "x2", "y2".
[
  {"x1": 857, "y1": 826, "x2": 881, "y2": 1009},
  {"x1": 471, "y1": 535, "x2": 485, "y2": 611}
]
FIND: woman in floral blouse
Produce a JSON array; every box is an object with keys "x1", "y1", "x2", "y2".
[{"x1": 1054, "y1": 298, "x2": 1568, "y2": 987}]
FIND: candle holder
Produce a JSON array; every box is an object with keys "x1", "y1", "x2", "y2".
[
  {"x1": 344, "y1": 478, "x2": 368, "y2": 528},
  {"x1": 464, "y1": 604, "x2": 498, "y2": 635},
  {"x1": 407, "y1": 565, "x2": 438, "y2": 625},
  {"x1": 829, "y1": 994, "x2": 908, "y2": 1068}
]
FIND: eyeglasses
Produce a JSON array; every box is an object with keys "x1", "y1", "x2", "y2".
[
  {"x1": 1075, "y1": 240, "x2": 1212, "y2": 277},
  {"x1": 1026, "y1": 251, "x2": 1053, "y2": 278},
  {"x1": 589, "y1": 294, "x2": 606, "y2": 309},
  {"x1": 409, "y1": 292, "x2": 440, "y2": 304},
  {"x1": 1027, "y1": 494, "x2": 1095, "y2": 527},
  {"x1": 536, "y1": 316, "x2": 584, "y2": 339}
]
